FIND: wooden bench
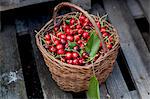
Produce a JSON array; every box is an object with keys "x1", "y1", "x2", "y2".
[{"x1": 0, "y1": 0, "x2": 150, "y2": 98}]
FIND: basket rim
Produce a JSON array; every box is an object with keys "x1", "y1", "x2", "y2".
[{"x1": 35, "y1": 12, "x2": 120, "y2": 69}]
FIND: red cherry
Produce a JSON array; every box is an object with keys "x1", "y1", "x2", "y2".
[
  {"x1": 60, "y1": 39, "x2": 66, "y2": 45},
  {"x1": 100, "y1": 42, "x2": 102, "y2": 48},
  {"x1": 78, "y1": 58, "x2": 85, "y2": 65},
  {"x1": 46, "y1": 40, "x2": 51, "y2": 45},
  {"x1": 96, "y1": 22, "x2": 101, "y2": 29},
  {"x1": 73, "y1": 46, "x2": 80, "y2": 51},
  {"x1": 57, "y1": 49, "x2": 65, "y2": 54},
  {"x1": 74, "y1": 35, "x2": 80, "y2": 41},
  {"x1": 77, "y1": 40, "x2": 82, "y2": 44},
  {"x1": 54, "y1": 40, "x2": 60, "y2": 45},
  {"x1": 66, "y1": 60, "x2": 73, "y2": 64},
  {"x1": 65, "y1": 43, "x2": 69, "y2": 48},
  {"x1": 45, "y1": 34, "x2": 51, "y2": 40},
  {"x1": 82, "y1": 32, "x2": 89, "y2": 39},
  {"x1": 87, "y1": 35, "x2": 90, "y2": 40},
  {"x1": 84, "y1": 18, "x2": 89, "y2": 23},
  {"x1": 102, "y1": 32, "x2": 108, "y2": 37},
  {"x1": 109, "y1": 36, "x2": 113, "y2": 42},
  {"x1": 60, "y1": 34, "x2": 66, "y2": 39},
  {"x1": 78, "y1": 28, "x2": 83, "y2": 34},
  {"x1": 56, "y1": 44, "x2": 64, "y2": 50},
  {"x1": 70, "y1": 18, "x2": 76, "y2": 25},
  {"x1": 79, "y1": 15, "x2": 86, "y2": 22},
  {"x1": 65, "y1": 52, "x2": 72, "y2": 59},
  {"x1": 76, "y1": 24, "x2": 81, "y2": 29},
  {"x1": 67, "y1": 35, "x2": 74, "y2": 42},
  {"x1": 80, "y1": 43, "x2": 84, "y2": 48},
  {"x1": 100, "y1": 27, "x2": 106, "y2": 33},
  {"x1": 57, "y1": 32, "x2": 63, "y2": 37},
  {"x1": 82, "y1": 22, "x2": 88, "y2": 26},
  {"x1": 72, "y1": 59, "x2": 79, "y2": 65},
  {"x1": 107, "y1": 44, "x2": 112, "y2": 49},
  {"x1": 54, "y1": 26, "x2": 58, "y2": 32},
  {"x1": 82, "y1": 52, "x2": 89, "y2": 59},
  {"x1": 69, "y1": 30, "x2": 75, "y2": 35},
  {"x1": 62, "y1": 25, "x2": 69, "y2": 31},
  {"x1": 84, "y1": 25, "x2": 90, "y2": 30},
  {"x1": 49, "y1": 46, "x2": 56, "y2": 52},
  {"x1": 72, "y1": 52, "x2": 79, "y2": 59},
  {"x1": 65, "y1": 28, "x2": 70, "y2": 34},
  {"x1": 52, "y1": 36, "x2": 57, "y2": 41}
]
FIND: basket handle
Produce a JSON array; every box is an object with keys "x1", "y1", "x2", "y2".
[{"x1": 53, "y1": 2, "x2": 107, "y2": 52}]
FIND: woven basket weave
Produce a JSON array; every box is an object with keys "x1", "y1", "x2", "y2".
[{"x1": 36, "y1": 2, "x2": 120, "y2": 92}]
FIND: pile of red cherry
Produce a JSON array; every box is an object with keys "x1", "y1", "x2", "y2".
[{"x1": 42, "y1": 13, "x2": 115, "y2": 65}]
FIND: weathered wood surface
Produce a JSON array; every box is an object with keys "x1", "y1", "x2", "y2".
[
  {"x1": 0, "y1": 15, "x2": 27, "y2": 99},
  {"x1": 90, "y1": 4, "x2": 139, "y2": 99},
  {"x1": 137, "y1": 0, "x2": 150, "y2": 23},
  {"x1": 126, "y1": 0, "x2": 144, "y2": 18},
  {"x1": 103, "y1": 0, "x2": 150, "y2": 98},
  {"x1": 142, "y1": 32, "x2": 150, "y2": 51},
  {"x1": 130, "y1": 90, "x2": 140, "y2": 99},
  {"x1": 27, "y1": 16, "x2": 73, "y2": 99},
  {"x1": 106, "y1": 63, "x2": 132, "y2": 99},
  {"x1": 70, "y1": 0, "x2": 91, "y2": 10},
  {"x1": 0, "y1": 0, "x2": 53, "y2": 12}
]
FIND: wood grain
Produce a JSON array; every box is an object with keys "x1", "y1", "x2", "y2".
[
  {"x1": 103, "y1": 0, "x2": 150, "y2": 98},
  {"x1": 27, "y1": 16, "x2": 73, "y2": 99},
  {"x1": 0, "y1": 0, "x2": 53, "y2": 12},
  {"x1": 137, "y1": 0, "x2": 150, "y2": 23},
  {"x1": 0, "y1": 15, "x2": 27, "y2": 99}
]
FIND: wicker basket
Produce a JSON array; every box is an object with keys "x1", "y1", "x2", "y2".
[{"x1": 36, "y1": 2, "x2": 120, "y2": 92}]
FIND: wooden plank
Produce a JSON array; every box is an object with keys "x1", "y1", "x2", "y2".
[
  {"x1": 0, "y1": 0, "x2": 53, "y2": 12},
  {"x1": 106, "y1": 62, "x2": 132, "y2": 99},
  {"x1": 15, "y1": 19, "x2": 28, "y2": 36},
  {"x1": 137, "y1": 0, "x2": 150, "y2": 23},
  {"x1": 0, "y1": 15, "x2": 27, "y2": 99},
  {"x1": 126, "y1": 0, "x2": 144, "y2": 18},
  {"x1": 99, "y1": 84, "x2": 109, "y2": 99},
  {"x1": 142, "y1": 32, "x2": 150, "y2": 51},
  {"x1": 90, "y1": 4, "x2": 134, "y2": 99},
  {"x1": 130, "y1": 90, "x2": 140, "y2": 99},
  {"x1": 70, "y1": 0, "x2": 91, "y2": 10},
  {"x1": 0, "y1": 12, "x2": 1, "y2": 31},
  {"x1": 27, "y1": 16, "x2": 73, "y2": 99},
  {"x1": 103, "y1": 0, "x2": 150, "y2": 98}
]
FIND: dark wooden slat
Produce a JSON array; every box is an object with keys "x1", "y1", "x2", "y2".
[
  {"x1": 15, "y1": 19, "x2": 28, "y2": 36},
  {"x1": 126, "y1": 0, "x2": 144, "y2": 18},
  {"x1": 0, "y1": 16, "x2": 27, "y2": 99},
  {"x1": 106, "y1": 62, "x2": 132, "y2": 99},
  {"x1": 137, "y1": 0, "x2": 150, "y2": 23},
  {"x1": 26, "y1": 16, "x2": 73, "y2": 99},
  {"x1": 103, "y1": 0, "x2": 150, "y2": 98},
  {"x1": 0, "y1": 0, "x2": 53, "y2": 12}
]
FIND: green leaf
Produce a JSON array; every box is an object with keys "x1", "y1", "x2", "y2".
[
  {"x1": 87, "y1": 76, "x2": 100, "y2": 99},
  {"x1": 85, "y1": 33, "x2": 94, "y2": 53},
  {"x1": 65, "y1": 20, "x2": 70, "y2": 24},
  {"x1": 89, "y1": 34, "x2": 100, "y2": 58},
  {"x1": 85, "y1": 31, "x2": 100, "y2": 59},
  {"x1": 68, "y1": 41, "x2": 76, "y2": 49}
]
